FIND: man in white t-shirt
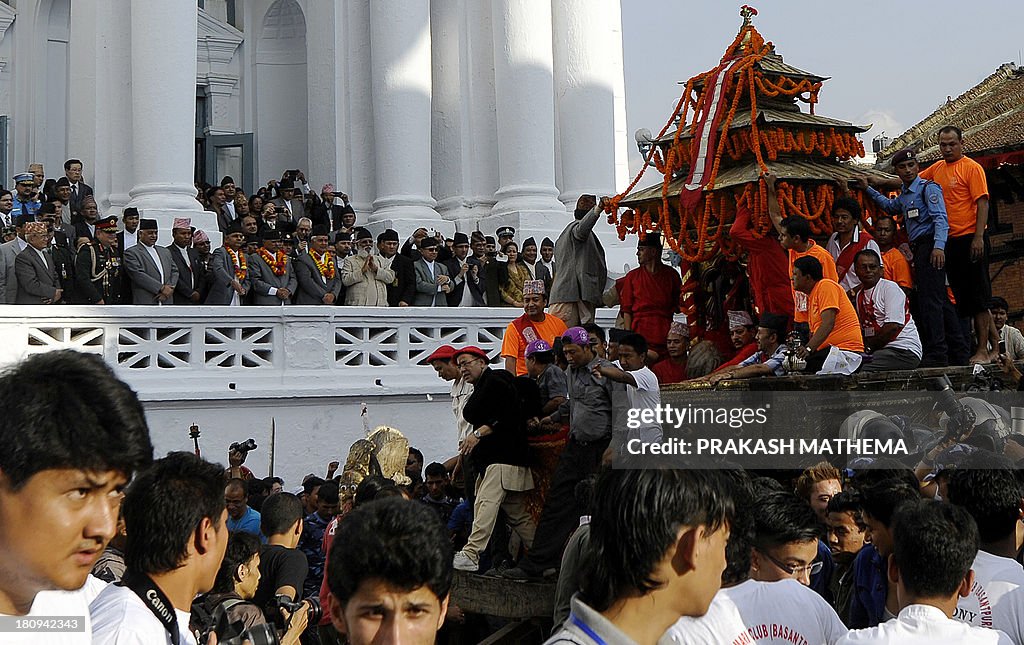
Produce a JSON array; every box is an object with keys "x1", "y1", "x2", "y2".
[
  {"x1": 592, "y1": 332, "x2": 662, "y2": 447},
  {"x1": 839, "y1": 500, "x2": 1012, "y2": 644},
  {"x1": 853, "y1": 249, "x2": 923, "y2": 372},
  {"x1": 91, "y1": 453, "x2": 229, "y2": 645},
  {"x1": 663, "y1": 475, "x2": 847, "y2": 645},
  {"x1": 0, "y1": 351, "x2": 153, "y2": 644},
  {"x1": 548, "y1": 470, "x2": 733, "y2": 645},
  {"x1": 946, "y1": 457, "x2": 1024, "y2": 643}
]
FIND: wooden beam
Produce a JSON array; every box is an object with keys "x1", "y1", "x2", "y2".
[{"x1": 451, "y1": 571, "x2": 556, "y2": 619}]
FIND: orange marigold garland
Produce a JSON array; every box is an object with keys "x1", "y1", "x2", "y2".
[
  {"x1": 226, "y1": 247, "x2": 247, "y2": 281},
  {"x1": 310, "y1": 250, "x2": 336, "y2": 281},
  {"x1": 258, "y1": 248, "x2": 288, "y2": 277}
]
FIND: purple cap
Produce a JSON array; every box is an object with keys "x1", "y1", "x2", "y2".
[
  {"x1": 525, "y1": 339, "x2": 553, "y2": 357},
  {"x1": 561, "y1": 326, "x2": 590, "y2": 347}
]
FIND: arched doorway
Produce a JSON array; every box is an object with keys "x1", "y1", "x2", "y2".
[{"x1": 255, "y1": 0, "x2": 308, "y2": 182}]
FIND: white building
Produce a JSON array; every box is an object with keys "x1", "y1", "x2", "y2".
[{"x1": 0, "y1": 0, "x2": 629, "y2": 244}]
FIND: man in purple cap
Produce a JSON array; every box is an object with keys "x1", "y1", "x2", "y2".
[
  {"x1": 503, "y1": 325, "x2": 616, "y2": 581},
  {"x1": 523, "y1": 340, "x2": 567, "y2": 430},
  {"x1": 858, "y1": 149, "x2": 969, "y2": 367},
  {"x1": 500, "y1": 279, "x2": 567, "y2": 376}
]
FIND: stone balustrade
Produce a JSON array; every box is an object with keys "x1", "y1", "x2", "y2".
[{"x1": 0, "y1": 306, "x2": 617, "y2": 402}]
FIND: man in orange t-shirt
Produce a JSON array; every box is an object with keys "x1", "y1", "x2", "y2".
[
  {"x1": 764, "y1": 172, "x2": 838, "y2": 341},
  {"x1": 919, "y1": 125, "x2": 994, "y2": 363},
  {"x1": 501, "y1": 279, "x2": 567, "y2": 375},
  {"x1": 792, "y1": 255, "x2": 863, "y2": 374},
  {"x1": 873, "y1": 215, "x2": 913, "y2": 292}
]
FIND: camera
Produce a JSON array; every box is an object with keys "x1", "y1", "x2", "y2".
[
  {"x1": 204, "y1": 612, "x2": 278, "y2": 645},
  {"x1": 273, "y1": 595, "x2": 322, "y2": 629},
  {"x1": 229, "y1": 438, "x2": 258, "y2": 455},
  {"x1": 274, "y1": 207, "x2": 285, "y2": 214},
  {"x1": 928, "y1": 375, "x2": 977, "y2": 443}
]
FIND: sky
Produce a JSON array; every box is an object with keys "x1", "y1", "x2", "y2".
[{"x1": 620, "y1": 0, "x2": 1024, "y2": 176}]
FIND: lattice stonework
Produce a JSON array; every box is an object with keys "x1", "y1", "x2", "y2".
[
  {"x1": 26, "y1": 326, "x2": 104, "y2": 354},
  {"x1": 118, "y1": 327, "x2": 192, "y2": 369},
  {"x1": 334, "y1": 326, "x2": 400, "y2": 367},
  {"x1": 204, "y1": 327, "x2": 274, "y2": 368}
]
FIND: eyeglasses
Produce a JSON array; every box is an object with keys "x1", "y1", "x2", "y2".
[
  {"x1": 456, "y1": 357, "x2": 481, "y2": 369},
  {"x1": 757, "y1": 548, "x2": 823, "y2": 578}
]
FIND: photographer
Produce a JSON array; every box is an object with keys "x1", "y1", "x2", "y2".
[
  {"x1": 252, "y1": 493, "x2": 314, "y2": 627},
  {"x1": 310, "y1": 183, "x2": 351, "y2": 232},
  {"x1": 193, "y1": 532, "x2": 307, "y2": 645},
  {"x1": 225, "y1": 439, "x2": 257, "y2": 482},
  {"x1": 91, "y1": 452, "x2": 228, "y2": 645}
]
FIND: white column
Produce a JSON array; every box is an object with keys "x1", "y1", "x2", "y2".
[
  {"x1": 490, "y1": 0, "x2": 564, "y2": 220},
  {"x1": 552, "y1": 0, "x2": 622, "y2": 205},
  {"x1": 126, "y1": 0, "x2": 204, "y2": 222},
  {"x1": 431, "y1": 0, "x2": 466, "y2": 221},
  {"x1": 367, "y1": 0, "x2": 445, "y2": 235}
]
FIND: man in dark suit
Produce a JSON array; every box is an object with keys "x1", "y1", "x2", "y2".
[
  {"x1": 14, "y1": 222, "x2": 62, "y2": 304},
  {"x1": 271, "y1": 180, "x2": 305, "y2": 226},
  {"x1": 123, "y1": 218, "x2": 179, "y2": 305},
  {"x1": 413, "y1": 236, "x2": 451, "y2": 306},
  {"x1": 294, "y1": 226, "x2": 342, "y2": 305},
  {"x1": 310, "y1": 183, "x2": 351, "y2": 231},
  {"x1": 117, "y1": 208, "x2": 141, "y2": 304},
  {"x1": 377, "y1": 229, "x2": 414, "y2": 307},
  {"x1": 64, "y1": 158, "x2": 94, "y2": 220},
  {"x1": 166, "y1": 217, "x2": 205, "y2": 304},
  {"x1": 521, "y1": 237, "x2": 552, "y2": 295},
  {"x1": 444, "y1": 232, "x2": 483, "y2": 306},
  {"x1": 248, "y1": 229, "x2": 297, "y2": 305},
  {"x1": 73, "y1": 196, "x2": 102, "y2": 244},
  {"x1": 206, "y1": 222, "x2": 251, "y2": 305}
]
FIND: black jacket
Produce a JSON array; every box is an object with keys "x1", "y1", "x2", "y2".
[
  {"x1": 462, "y1": 367, "x2": 532, "y2": 469},
  {"x1": 387, "y1": 253, "x2": 416, "y2": 307}
]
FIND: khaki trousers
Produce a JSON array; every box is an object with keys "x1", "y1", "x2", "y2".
[
  {"x1": 462, "y1": 464, "x2": 536, "y2": 561},
  {"x1": 549, "y1": 301, "x2": 596, "y2": 328}
]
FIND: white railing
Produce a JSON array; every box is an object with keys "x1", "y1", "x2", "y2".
[{"x1": 0, "y1": 306, "x2": 617, "y2": 401}]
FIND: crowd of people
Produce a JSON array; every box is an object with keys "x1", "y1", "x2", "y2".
[{"x1": 5, "y1": 349, "x2": 1024, "y2": 645}]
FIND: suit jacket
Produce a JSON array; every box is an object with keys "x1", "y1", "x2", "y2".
[
  {"x1": 549, "y1": 206, "x2": 607, "y2": 305},
  {"x1": 124, "y1": 243, "x2": 179, "y2": 305},
  {"x1": 14, "y1": 246, "x2": 60, "y2": 304},
  {"x1": 341, "y1": 253, "x2": 393, "y2": 306},
  {"x1": 413, "y1": 258, "x2": 450, "y2": 306},
  {"x1": 74, "y1": 220, "x2": 97, "y2": 244},
  {"x1": 206, "y1": 247, "x2": 252, "y2": 305},
  {"x1": 294, "y1": 252, "x2": 342, "y2": 304},
  {"x1": 271, "y1": 198, "x2": 305, "y2": 225},
  {"x1": 0, "y1": 237, "x2": 26, "y2": 303},
  {"x1": 386, "y1": 253, "x2": 416, "y2": 307},
  {"x1": 166, "y1": 244, "x2": 204, "y2": 304},
  {"x1": 67, "y1": 182, "x2": 94, "y2": 218},
  {"x1": 444, "y1": 256, "x2": 484, "y2": 306},
  {"x1": 248, "y1": 251, "x2": 298, "y2": 305}
]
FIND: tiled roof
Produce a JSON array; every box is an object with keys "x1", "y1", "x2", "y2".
[
  {"x1": 878, "y1": 63, "x2": 1024, "y2": 165},
  {"x1": 655, "y1": 108, "x2": 867, "y2": 144}
]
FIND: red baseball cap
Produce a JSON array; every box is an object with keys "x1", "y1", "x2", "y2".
[{"x1": 422, "y1": 345, "x2": 457, "y2": 365}]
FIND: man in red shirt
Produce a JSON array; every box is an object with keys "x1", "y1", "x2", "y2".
[
  {"x1": 729, "y1": 194, "x2": 793, "y2": 318},
  {"x1": 652, "y1": 319, "x2": 690, "y2": 385},
  {"x1": 919, "y1": 125, "x2": 995, "y2": 363},
  {"x1": 619, "y1": 233, "x2": 682, "y2": 360}
]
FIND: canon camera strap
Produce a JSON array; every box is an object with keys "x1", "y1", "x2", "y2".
[{"x1": 120, "y1": 571, "x2": 181, "y2": 645}]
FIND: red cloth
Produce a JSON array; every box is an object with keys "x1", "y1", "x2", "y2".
[
  {"x1": 716, "y1": 342, "x2": 758, "y2": 371},
  {"x1": 729, "y1": 203, "x2": 794, "y2": 318},
  {"x1": 834, "y1": 230, "x2": 875, "y2": 285},
  {"x1": 318, "y1": 515, "x2": 341, "y2": 626},
  {"x1": 619, "y1": 263, "x2": 682, "y2": 351},
  {"x1": 652, "y1": 358, "x2": 688, "y2": 385}
]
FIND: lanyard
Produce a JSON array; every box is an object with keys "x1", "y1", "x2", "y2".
[
  {"x1": 121, "y1": 571, "x2": 181, "y2": 645},
  {"x1": 570, "y1": 612, "x2": 608, "y2": 645}
]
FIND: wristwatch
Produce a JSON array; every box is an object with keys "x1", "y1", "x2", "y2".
[{"x1": 472, "y1": 429, "x2": 482, "y2": 439}]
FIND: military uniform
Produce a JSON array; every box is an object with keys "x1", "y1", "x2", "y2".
[{"x1": 74, "y1": 216, "x2": 122, "y2": 304}]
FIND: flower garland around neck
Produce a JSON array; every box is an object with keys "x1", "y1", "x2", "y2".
[
  {"x1": 226, "y1": 246, "x2": 247, "y2": 280},
  {"x1": 258, "y1": 248, "x2": 288, "y2": 276},
  {"x1": 310, "y1": 249, "x2": 336, "y2": 280}
]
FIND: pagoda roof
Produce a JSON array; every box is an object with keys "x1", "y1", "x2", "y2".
[
  {"x1": 621, "y1": 160, "x2": 894, "y2": 207},
  {"x1": 877, "y1": 63, "x2": 1024, "y2": 166},
  {"x1": 688, "y1": 52, "x2": 828, "y2": 89},
  {"x1": 655, "y1": 108, "x2": 869, "y2": 145}
]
